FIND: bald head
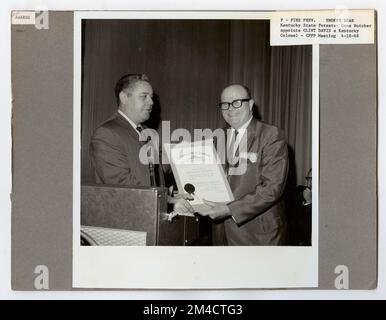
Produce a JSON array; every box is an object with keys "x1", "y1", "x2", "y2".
[
  {"x1": 220, "y1": 84, "x2": 254, "y2": 129},
  {"x1": 221, "y1": 84, "x2": 250, "y2": 101}
]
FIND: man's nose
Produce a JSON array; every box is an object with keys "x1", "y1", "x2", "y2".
[
  {"x1": 147, "y1": 96, "x2": 154, "y2": 105},
  {"x1": 228, "y1": 107, "x2": 239, "y2": 114}
]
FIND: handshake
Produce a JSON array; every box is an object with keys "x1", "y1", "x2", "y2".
[
  {"x1": 165, "y1": 193, "x2": 195, "y2": 222},
  {"x1": 165, "y1": 191, "x2": 232, "y2": 222}
]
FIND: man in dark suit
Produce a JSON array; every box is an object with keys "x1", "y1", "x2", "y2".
[
  {"x1": 287, "y1": 168, "x2": 312, "y2": 246},
  {"x1": 91, "y1": 73, "x2": 193, "y2": 213},
  {"x1": 198, "y1": 84, "x2": 289, "y2": 245}
]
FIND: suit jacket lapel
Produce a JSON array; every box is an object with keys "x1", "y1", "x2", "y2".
[
  {"x1": 246, "y1": 118, "x2": 258, "y2": 152},
  {"x1": 228, "y1": 118, "x2": 259, "y2": 190},
  {"x1": 115, "y1": 112, "x2": 143, "y2": 146}
]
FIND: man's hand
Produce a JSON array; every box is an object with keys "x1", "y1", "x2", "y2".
[
  {"x1": 303, "y1": 187, "x2": 312, "y2": 205},
  {"x1": 168, "y1": 193, "x2": 194, "y2": 214},
  {"x1": 196, "y1": 199, "x2": 232, "y2": 220}
]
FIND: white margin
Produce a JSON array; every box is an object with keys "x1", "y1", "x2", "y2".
[
  {"x1": 1, "y1": 0, "x2": 384, "y2": 302},
  {"x1": 72, "y1": 11, "x2": 318, "y2": 289}
]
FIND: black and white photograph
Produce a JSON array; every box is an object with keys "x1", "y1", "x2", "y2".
[
  {"x1": 79, "y1": 17, "x2": 313, "y2": 248},
  {"x1": 73, "y1": 11, "x2": 318, "y2": 289},
  {"x1": 5, "y1": 2, "x2": 380, "y2": 297}
]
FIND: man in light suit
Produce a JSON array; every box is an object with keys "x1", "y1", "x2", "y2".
[
  {"x1": 198, "y1": 84, "x2": 289, "y2": 245},
  {"x1": 91, "y1": 73, "x2": 193, "y2": 213}
]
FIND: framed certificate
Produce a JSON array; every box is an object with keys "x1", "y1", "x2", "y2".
[{"x1": 164, "y1": 139, "x2": 234, "y2": 211}]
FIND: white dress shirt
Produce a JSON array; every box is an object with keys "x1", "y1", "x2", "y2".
[
  {"x1": 118, "y1": 109, "x2": 142, "y2": 137},
  {"x1": 227, "y1": 116, "x2": 253, "y2": 158}
]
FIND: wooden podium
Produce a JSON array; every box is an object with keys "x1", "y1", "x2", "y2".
[{"x1": 81, "y1": 184, "x2": 210, "y2": 246}]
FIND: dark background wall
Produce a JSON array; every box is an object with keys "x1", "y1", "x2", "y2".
[{"x1": 81, "y1": 19, "x2": 312, "y2": 188}]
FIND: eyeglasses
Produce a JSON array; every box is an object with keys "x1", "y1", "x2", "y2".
[{"x1": 218, "y1": 98, "x2": 250, "y2": 110}]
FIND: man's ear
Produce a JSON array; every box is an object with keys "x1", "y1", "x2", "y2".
[
  {"x1": 248, "y1": 99, "x2": 255, "y2": 111},
  {"x1": 119, "y1": 91, "x2": 127, "y2": 105}
]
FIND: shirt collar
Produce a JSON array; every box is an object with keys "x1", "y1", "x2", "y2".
[
  {"x1": 118, "y1": 110, "x2": 142, "y2": 133},
  {"x1": 230, "y1": 116, "x2": 253, "y2": 134}
]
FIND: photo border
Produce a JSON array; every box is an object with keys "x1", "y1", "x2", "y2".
[{"x1": 72, "y1": 10, "x2": 319, "y2": 289}]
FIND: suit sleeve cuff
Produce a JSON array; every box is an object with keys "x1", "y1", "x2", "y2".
[
  {"x1": 226, "y1": 205, "x2": 239, "y2": 225},
  {"x1": 231, "y1": 215, "x2": 239, "y2": 225}
]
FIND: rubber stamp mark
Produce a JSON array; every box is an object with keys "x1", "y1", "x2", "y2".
[{"x1": 11, "y1": 10, "x2": 49, "y2": 29}]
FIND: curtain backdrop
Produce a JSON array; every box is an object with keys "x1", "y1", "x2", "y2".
[
  {"x1": 81, "y1": 20, "x2": 312, "y2": 187},
  {"x1": 228, "y1": 21, "x2": 312, "y2": 188}
]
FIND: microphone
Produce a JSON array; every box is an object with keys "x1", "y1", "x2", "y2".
[
  {"x1": 146, "y1": 136, "x2": 156, "y2": 187},
  {"x1": 184, "y1": 183, "x2": 200, "y2": 221}
]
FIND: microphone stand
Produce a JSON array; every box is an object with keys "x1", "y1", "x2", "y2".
[{"x1": 146, "y1": 136, "x2": 156, "y2": 187}]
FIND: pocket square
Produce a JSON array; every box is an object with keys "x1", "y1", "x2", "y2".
[
  {"x1": 247, "y1": 152, "x2": 258, "y2": 163},
  {"x1": 238, "y1": 152, "x2": 258, "y2": 163}
]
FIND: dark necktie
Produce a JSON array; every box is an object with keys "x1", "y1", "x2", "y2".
[
  {"x1": 226, "y1": 129, "x2": 239, "y2": 178},
  {"x1": 229, "y1": 129, "x2": 239, "y2": 167}
]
